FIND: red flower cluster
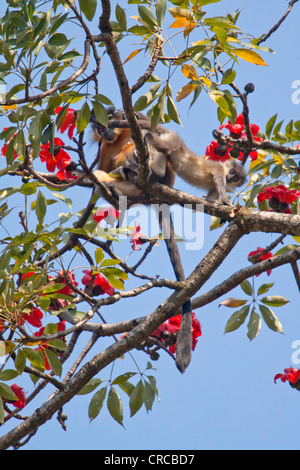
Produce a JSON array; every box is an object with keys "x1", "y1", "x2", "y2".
[
  {"x1": 93, "y1": 207, "x2": 120, "y2": 226},
  {"x1": 55, "y1": 106, "x2": 76, "y2": 140},
  {"x1": 34, "y1": 320, "x2": 66, "y2": 370},
  {"x1": 0, "y1": 383, "x2": 27, "y2": 409},
  {"x1": 257, "y1": 185, "x2": 300, "y2": 214},
  {"x1": 205, "y1": 139, "x2": 231, "y2": 162},
  {"x1": 0, "y1": 306, "x2": 44, "y2": 333},
  {"x1": 48, "y1": 270, "x2": 78, "y2": 308},
  {"x1": 274, "y1": 368, "x2": 300, "y2": 385},
  {"x1": 82, "y1": 270, "x2": 115, "y2": 297},
  {"x1": 39, "y1": 137, "x2": 77, "y2": 182},
  {"x1": 152, "y1": 312, "x2": 202, "y2": 354},
  {"x1": 248, "y1": 247, "x2": 273, "y2": 277},
  {"x1": 1, "y1": 127, "x2": 19, "y2": 161},
  {"x1": 206, "y1": 113, "x2": 261, "y2": 162},
  {"x1": 10, "y1": 383, "x2": 27, "y2": 409}
]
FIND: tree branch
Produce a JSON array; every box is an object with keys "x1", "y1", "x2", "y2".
[{"x1": 257, "y1": 0, "x2": 299, "y2": 46}]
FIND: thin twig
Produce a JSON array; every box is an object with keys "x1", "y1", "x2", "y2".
[{"x1": 257, "y1": 0, "x2": 299, "y2": 46}]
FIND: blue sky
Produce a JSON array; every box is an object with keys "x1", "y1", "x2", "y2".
[{"x1": 1, "y1": 0, "x2": 300, "y2": 450}]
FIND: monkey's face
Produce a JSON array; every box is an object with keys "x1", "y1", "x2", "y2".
[{"x1": 225, "y1": 160, "x2": 247, "y2": 188}]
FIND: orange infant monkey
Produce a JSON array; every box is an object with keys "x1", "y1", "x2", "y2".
[{"x1": 90, "y1": 108, "x2": 246, "y2": 372}]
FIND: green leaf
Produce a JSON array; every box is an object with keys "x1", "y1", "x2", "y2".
[
  {"x1": 111, "y1": 372, "x2": 137, "y2": 385},
  {"x1": 0, "y1": 398, "x2": 4, "y2": 424},
  {"x1": 167, "y1": 95, "x2": 182, "y2": 125},
  {"x1": 144, "y1": 379, "x2": 156, "y2": 412},
  {"x1": 213, "y1": 26, "x2": 228, "y2": 44},
  {"x1": 138, "y1": 6, "x2": 158, "y2": 28},
  {"x1": 259, "y1": 304, "x2": 283, "y2": 334},
  {"x1": 23, "y1": 347, "x2": 45, "y2": 369},
  {"x1": 147, "y1": 375, "x2": 158, "y2": 396},
  {"x1": 44, "y1": 349, "x2": 62, "y2": 377},
  {"x1": 76, "y1": 102, "x2": 91, "y2": 133},
  {"x1": 257, "y1": 283, "x2": 274, "y2": 296},
  {"x1": 118, "y1": 380, "x2": 135, "y2": 397},
  {"x1": 0, "y1": 369, "x2": 19, "y2": 381},
  {"x1": 260, "y1": 296, "x2": 289, "y2": 307},
  {"x1": 274, "y1": 244, "x2": 299, "y2": 256},
  {"x1": 221, "y1": 68, "x2": 236, "y2": 85},
  {"x1": 79, "y1": 0, "x2": 97, "y2": 21},
  {"x1": 224, "y1": 305, "x2": 250, "y2": 333},
  {"x1": 116, "y1": 4, "x2": 127, "y2": 30},
  {"x1": 107, "y1": 387, "x2": 124, "y2": 426},
  {"x1": 14, "y1": 349, "x2": 26, "y2": 374},
  {"x1": 52, "y1": 192, "x2": 73, "y2": 210},
  {"x1": 245, "y1": 183, "x2": 263, "y2": 208},
  {"x1": 0, "y1": 341, "x2": 15, "y2": 357},
  {"x1": 240, "y1": 280, "x2": 253, "y2": 296},
  {"x1": 265, "y1": 113, "x2": 277, "y2": 139},
  {"x1": 35, "y1": 190, "x2": 47, "y2": 222},
  {"x1": 92, "y1": 101, "x2": 109, "y2": 127},
  {"x1": 95, "y1": 247, "x2": 105, "y2": 265},
  {"x1": 0, "y1": 382, "x2": 17, "y2": 402},
  {"x1": 93, "y1": 94, "x2": 113, "y2": 106},
  {"x1": 129, "y1": 380, "x2": 144, "y2": 417},
  {"x1": 197, "y1": 0, "x2": 221, "y2": 4},
  {"x1": 247, "y1": 309, "x2": 261, "y2": 341},
  {"x1": 156, "y1": 0, "x2": 167, "y2": 27},
  {"x1": 88, "y1": 387, "x2": 107, "y2": 421},
  {"x1": 49, "y1": 33, "x2": 69, "y2": 46},
  {"x1": 100, "y1": 259, "x2": 121, "y2": 267},
  {"x1": 77, "y1": 378, "x2": 103, "y2": 395}
]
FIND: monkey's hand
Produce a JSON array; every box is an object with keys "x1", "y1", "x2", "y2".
[{"x1": 111, "y1": 159, "x2": 139, "y2": 183}]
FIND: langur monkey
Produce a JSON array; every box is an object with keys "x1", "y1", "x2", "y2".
[
  {"x1": 91, "y1": 108, "x2": 246, "y2": 205},
  {"x1": 90, "y1": 108, "x2": 246, "y2": 372}
]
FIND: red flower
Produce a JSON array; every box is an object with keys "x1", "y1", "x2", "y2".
[
  {"x1": 207, "y1": 114, "x2": 260, "y2": 162},
  {"x1": 130, "y1": 223, "x2": 145, "y2": 251},
  {"x1": 9, "y1": 384, "x2": 26, "y2": 409},
  {"x1": 21, "y1": 306, "x2": 44, "y2": 328},
  {"x1": 54, "y1": 270, "x2": 78, "y2": 296},
  {"x1": 81, "y1": 270, "x2": 115, "y2": 296},
  {"x1": 152, "y1": 312, "x2": 202, "y2": 354},
  {"x1": 1, "y1": 127, "x2": 19, "y2": 161},
  {"x1": 55, "y1": 107, "x2": 76, "y2": 140},
  {"x1": 248, "y1": 247, "x2": 273, "y2": 276},
  {"x1": 205, "y1": 139, "x2": 231, "y2": 162},
  {"x1": 47, "y1": 270, "x2": 78, "y2": 308},
  {"x1": 257, "y1": 185, "x2": 300, "y2": 213},
  {"x1": 93, "y1": 207, "x2": 119, "y2": 225},
  {"x1": 21, "y1": 271, "x2": 35, "y2": 282},
  {"x1": 274, "y1": 368, "x2": 300, "y2": 385},
  {"x1": 39, "y1": 137, "x2": 71, "y2": 173},
  {"x1": 56, "y1": 156, "x2": 78, "y2": 182},
  {"x1": 34, "y1": 321, "x2": 66, "y2": 370},
  {"x1": 220, "y1": 113, "x2": 245, "y2": 137}
]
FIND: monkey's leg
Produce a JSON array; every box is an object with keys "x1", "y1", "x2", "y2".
[
  {"x1": 93, "y1": 170, "x2": 142, "y2": 197},
  {"x1": 158, "y1": 207, "x2": 192, "y2": 373}
]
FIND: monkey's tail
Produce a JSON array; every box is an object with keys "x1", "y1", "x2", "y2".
[{"x1": 157, "y1": 206, "x2": 193, "y2": 373}]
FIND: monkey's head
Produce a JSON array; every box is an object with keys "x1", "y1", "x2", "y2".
[
  {"x1": 90, "y1": 106, "x2": 122, "y2": 143},
  {"x1": 225, "y1": 160, "x2": 247, "y2": 188}
]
